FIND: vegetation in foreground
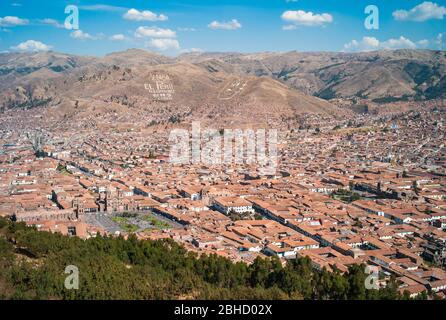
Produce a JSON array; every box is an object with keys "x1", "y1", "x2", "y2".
[{"x1": 0, "y1": 217, "x2": 414, "y2": 300}]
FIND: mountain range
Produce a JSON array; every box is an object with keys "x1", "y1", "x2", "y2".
[{"x1": 0, "y1": 49, "x2": 445, "y2": 126}]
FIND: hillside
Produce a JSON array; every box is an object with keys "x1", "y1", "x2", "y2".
[
  {"x1": 0, "y1": 49, "x2": 349, "y2": 126},
  {"x1": 0, "y1": 217, "x2": 404, "y2": 300},
  {"x1": 180, "y1": 49, "x2": 446, "y2": 100},
  {"x1": 0, "y1": 49, "x2": 444, "y2": 126}
]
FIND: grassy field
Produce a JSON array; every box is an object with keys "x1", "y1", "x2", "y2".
[
  {"x1": 56, "y1": 164, "x2": 72, "y2": 176},
  {"x1": 111, "y1": 213, "x2": 172, "y2": 233},
  {"x1": 142, "y1": 215, "x2": 172, "y2": 229},
  {"x1": 331, "y1": 190, "x2": 361, "y2": 203},
  {"x1": 112, "y1": 216, "x2": 139, "y2": 233}
]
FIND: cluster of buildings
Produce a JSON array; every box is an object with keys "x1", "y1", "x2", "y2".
[{"x1": 0, "y1": 105, "x2": 445, "y2": 298}]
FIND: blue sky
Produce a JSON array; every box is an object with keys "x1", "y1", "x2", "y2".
[{"x1": 0, "y1": 0, "x2": 444, "y2": 56}]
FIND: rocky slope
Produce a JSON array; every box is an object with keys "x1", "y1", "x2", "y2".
[
  {"x1": 0, "y1": 49, "x2": 444, "y2": 126},
  {"x1": 180, "y1": 49, "x2": 446, "y2": 100}
]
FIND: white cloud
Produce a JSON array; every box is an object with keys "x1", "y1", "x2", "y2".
[
  {"x1": 344, "y1": 40, "x2": 359, "y2": 51},
  {"x1": 147, "y1": 38, "x2": 180, "y2": 51},
  {"x1": 435, "y1": 33, "x2": 444, "y2": 50},
  {"x1": 344, "y1": 37, "x2": 380, "y2": 51},
  {"x1": 343, "y1": 36, "x2": 419, "y2": 52},
  {"x1": 123, "y1": 9, "x2": 168, "y2": 22},
  {"x1": 11, "y1": 40, "x2": 52, "y2": 52},
  {"x1": 135, "y1": 26, "x2": 180, "y2": 51},
  {"x1": 393, "y1": 1, "x2": 446, "y2": 22},
  {"x1": 417, "y1": 39, "x2": 430, "y2": 48},
  {"x1": 178, "y1": 27, "x2": 196, "y2": 32},
  {"x1": 382, "y1": 36, "x2": 417, "y2": 50},
  {"x1": 0, "y1": 16, "x2": 29, "y2": 27},
  {"x1": 40, "y1": 18, "x2": 64, "y2": 28},
  {"x1": 282, "y1": 24, "x2": 297, "y2": 31},
  {"x1": 180, "y1": 47, "x2": 203, "y2": 53},
  {"x1": 281, "y1": 10, "x2": 333, "y2": 27},
  {"x1": 70, "y1": 30, "x2": 95, "y2": 40},
  {"x1": 109, "y1": 34, "x2": 126, "y2": 41},
  {"x1": 208, "y1": 19, "x2": 242, "y2": 30},
  {"x1": 80, "y1": 5, "x2": 127, "y2": 12},
  {"x1": 135, "y1": 26, "x2": 176, "y2": 38}
]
